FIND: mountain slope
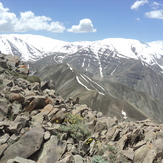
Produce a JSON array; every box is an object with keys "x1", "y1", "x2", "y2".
[{"x1": 35, "y1": 63, "x2": 163, "y2": 123}]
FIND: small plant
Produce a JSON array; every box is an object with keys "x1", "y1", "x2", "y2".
[
  {"x1": 94, "y1": 142, "x2": 117, "y2": 162},
  {"x1": 107, "y1": 144, "x2": 116, "y2": 154},
  {"x1": 60, "y1": 113, "x2": 91, "y2": 142},
  {"x1": 92, "y1": 155, "x2": 109, "y2": 163},
  {"x1": 64, "y1": 113, "x2": 83, "y2": 124}
]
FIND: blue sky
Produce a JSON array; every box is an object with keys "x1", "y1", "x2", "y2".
[{"x1": 0, "y1": 0, "x2": 163, "y2": 42}]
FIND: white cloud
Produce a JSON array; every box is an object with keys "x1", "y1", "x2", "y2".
[
  {"x1": 131, "y1": 0, "x2": 149, "y2": 10},
  {"x1": 145, "y1": 10, "x2": 163, "y2": 19},
  {"x1": 67, "y1": 19, "x2": 97, "y2": 33},
  {"x1": 151, "y1": 2, "x2": 163, "y2": 9},
  {"x1": 136, "y1": 18, "x2": 141, "y2": 21},
  {"x1": 0, "y1": 3, "x2": 65, "y2": 33}
]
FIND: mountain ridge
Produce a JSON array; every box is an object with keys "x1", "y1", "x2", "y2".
[{"x1": 0, "y1": 34, "x2": 163, "y2": 100}]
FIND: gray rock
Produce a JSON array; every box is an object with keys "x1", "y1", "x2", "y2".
[
  {"x1": 32, "y1": 104, "x2": 53, "y2": 123},
  {"x1": 0, "y1": 121, "x2": 10, "y2": 127},
  {"x1": 50, "y1": 109, "x2": 65, "y2": 124},
  {"x1": 1, "y1": 127, "x2": 44, "y2": 163},
  {"x1": 3, "y1": 79, "x2": 13, "y2": 87},
  {"x1": 24, "y1": 90, "x2": 35, "y2": 96},
  {"x1": 7, "y1": 134, "x2": 20, "y2": 145},
  {"x1": 43, "y1": 89, "x2": 56, "y2": 98},
  {"x1": 44, "y1": 131, "x2": 51, "y2": 140},
  {"x1": 31, "y1": 82, "x2": 40, "y2": 91},
  {"x1": 14, "y1": 115, "x2": 30, "y2": 128},
  {"x1": 143, "y1": 147, "x2": 156, "y2": 163},
  {"x1": 0, "y1": 133, "x2": 10, "y2": 145},
  {"x1": 10, "y1": 85, "x2": 23, "y2": 93},
  {"x1": 134, "y1": 144, "x2": 151, "y2": 163},
  {"x1": 14, "y1": 78, "x2": 30, "y2": 90},
  {"x1": 6, "y1": 122, "x2": 23, "y2": 134},
  {"x1": 38, "y1": 136, "x2": 67, "y2": 163},
  {"x1": 57, "y1": 155, "x2": 74, "y2": 163},
  {"x1": 10, "y1": 102, "x2": 22, "y2": 115},
  {"x1": 0, "y1": 98, "x2": 10, "y2": 118},
  {"x1": 122, "y1": 148, "x2": 134, "y2": 160},
  {"x1": 0, "y1": 143, "x2": 8, "y2": 157},
  {"x1": 7, "y1": 156, "x2": 36, "y2": 163},
  {"x1": 41, "y1": 80, "x2": 55, "y2": 91},
  {"x1": 154, "y1": 139, "x2": 163, "y2": 155},
  {"x1": 96, "y1": 111, "x2": 103, "y2": 118},
  {"x1": 73, "y1": 155, "x2": 84, "y2": 163}
]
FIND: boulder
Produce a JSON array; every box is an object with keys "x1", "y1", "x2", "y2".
[
  {"x1": 5, "y1": 55, "x2": 19, "y2": 70},
  {"x1": 134, "y1": 144, "x2": 152, "y2": 163},
  {"x1": 73, "y1": 155, "x2": 84, "y2": 163},
  {"x1": 0, "y1": 133, "x2": 10, "y2": 145},
  {"x1": 5, "y1": 93, "x2": 25, "y2": 103},
  {"x1": 38, "y1": 136, "x2": 67, "y2": 163},
  {"x1": 32, "y1": 104, "x2": 54, "y2": 123},
  {"x1": 43, "y1": 89, "x2": 56, "y2": 98},
  {"x1": 31, "y1": 82, "x2": 41, "y2": 91},
  {"x1": 50, "y1": 109, "x2": 66, "y2": 124},
  {"x1": 14, "y1": 78, "x2": 31, "y2": 90},
  {"x1": 14, "y1": 115, "x2": 30, "y2": 128},
  {"x1": 122, "y1": 148, "x2": 135, "y2": 160},
  {"x1": 41, "y1": 81, "x2": 55, "y2": 91},
  {"x1": 5, "y1": 122, "x2": 24, "y2": 134},
  {"x1": 3, "y1": 79, "x2": 13, "y2": 87},
  {"x1": 0, "y1": 98, "x2": 10, "y2": 118},
  {"x1": 10, "y1": 85, "x2": 23, "y2": 93},
  {"x1": 1, "y1": 127, "x2": 44, "y2": 163},
  {"x1": 7, "y1": 134, "x2": 20, "y2": 145},
  {"x1": 24, "y1": 96, "x2": 47, "y2": 111},
  {"x1": 0, "y1": 143, "x2": 8, "y2": 157},
  {"x1": 10, "y1": 102, "x2": 22, "y2": 115}
]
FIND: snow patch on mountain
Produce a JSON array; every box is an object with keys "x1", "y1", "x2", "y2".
[{"x1": 76, "y1": 76, "x2": 91, "y2": 91}]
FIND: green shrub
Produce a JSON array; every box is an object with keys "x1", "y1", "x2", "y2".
[
  {"x1": 92, "y1": 155, "x2": 109, "y2": 163},
  {"x1": 64, "y1": 113, "x2": 84, "y2": 124},
  {"x1": 60, "y1": 113, "x2": 91, "y2": 142}
]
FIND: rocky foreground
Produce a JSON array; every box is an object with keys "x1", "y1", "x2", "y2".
[{"x1": 0, "y1": 53, "x2": 163, "y2": 163}]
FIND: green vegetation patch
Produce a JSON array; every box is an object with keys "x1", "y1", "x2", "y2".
[
  {"x1": 5, "y1": 69, "x2": 40, "y2": 83},
  {"x1": 60, "y1": 113, "x2": 91, "y2": 142}
]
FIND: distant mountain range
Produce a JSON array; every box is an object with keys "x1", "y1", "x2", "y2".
[{"x1": 0, "y1": 34, "x2": 163, "y2": 122}]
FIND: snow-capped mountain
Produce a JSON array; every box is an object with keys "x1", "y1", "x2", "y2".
[
  {"x1": 0, "y1": 34, "x2": 67, "y2": 61},
  {"x1": 0, "y1": 34, "x2": 163, "y2": 99},
  {"x1": 0, "y1": 34, "x2": 163, "y2": 67}
]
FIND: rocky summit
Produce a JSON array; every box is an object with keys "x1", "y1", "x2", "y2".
[{"x1": 1, "y1": 53, "x2": 163, "y2": 163}]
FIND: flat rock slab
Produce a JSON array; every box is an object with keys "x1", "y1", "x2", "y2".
[{"x1": 0, "y1": 127, "x2": 44, "y2": 163}]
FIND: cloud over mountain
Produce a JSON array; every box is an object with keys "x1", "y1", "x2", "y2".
[
  {"x1": 67, "y1": 19, "x2": 97, "y2": 33},
  {"x1": 0, "y1": 3, "x2": 65, "y2": 33}
]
